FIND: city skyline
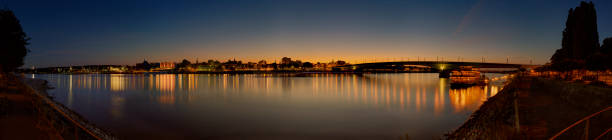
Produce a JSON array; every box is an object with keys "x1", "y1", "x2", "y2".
[
  {"x1": 5, "y1": 0, "x2": 612, "y2": 67},
  {"x1": 1, "y1": 1, "x2": 611, "y2": 139}
]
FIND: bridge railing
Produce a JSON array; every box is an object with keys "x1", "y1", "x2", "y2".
[{"x1": 350, "y1": 56, "x2": 535, "y2": 65}]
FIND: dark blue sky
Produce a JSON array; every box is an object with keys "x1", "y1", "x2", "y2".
[{"x1": 4, "y1": 0, "x2": 612, "y2": 67}]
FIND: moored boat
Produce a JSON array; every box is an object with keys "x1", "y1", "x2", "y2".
[{"x1": 450, "y1": 66, "x2": 487, "y2": 88}]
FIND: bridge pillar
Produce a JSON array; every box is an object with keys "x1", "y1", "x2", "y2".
[{"x1": 439, "y1": 70, "x2": 451, "y2": 78}]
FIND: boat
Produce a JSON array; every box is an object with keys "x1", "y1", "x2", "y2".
[{"x1": 449, "y1": 66, "x2": 488, "y2": 88}]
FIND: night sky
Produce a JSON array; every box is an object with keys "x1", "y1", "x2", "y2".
[{"x1": 4, "y1": 0, "x2": 612, "y2": 67}]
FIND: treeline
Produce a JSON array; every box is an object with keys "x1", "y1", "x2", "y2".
[
  {"x1": 546, "y1": 2, "x2": 612, "y2": 71},
  {"x1": 0, "y1": 9, "x2": 29, "y2": 73}
]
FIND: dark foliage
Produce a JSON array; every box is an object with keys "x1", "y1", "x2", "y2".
[
  {"x1": 302, "y1": 62, "x2": 314, "y2": 68},
  {"x1": 135, "y1": 60, "x2": 152, "y2": 70},
  {"x1": 602, "y1": 38, "x2": 612, "y2": 54},
  {"x1": 549, "y1": 2, "x2": 602, "y2": 71},
  {"x1": 0, "y1": 10, "x2": 29, "y2": 72},
  {"x1": 601, "y1": 38, "x2": 612, "y2": 69},
  {"x1": 175, "y1": 59, "x2": 192, "y2": 69}
]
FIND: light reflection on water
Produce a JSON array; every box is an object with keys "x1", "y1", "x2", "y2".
[{"x1": 36, "y1": 73, "x2": 506, "y2": 139}]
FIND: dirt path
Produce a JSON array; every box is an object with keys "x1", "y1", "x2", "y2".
[{"x1": 0, "y1": 75, "x2": 62, "y2": 139}]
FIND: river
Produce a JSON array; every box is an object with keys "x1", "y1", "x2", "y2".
[{"x1": 32, "y1": 73, "x2": 506, "y2": 139}]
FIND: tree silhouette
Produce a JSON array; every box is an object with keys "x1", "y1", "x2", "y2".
[
  {"x1": 0, "y1": 9, "x2": 29, "y2": 72},
  {"x1": 136, "y1": 60, "x2": 152, "y2": 70},
  {"x1": 550, "y1": 1, "x2": 599, "y2": 71},
  {"x1": 601, "y1": 37, "x2": 612, "y2": 69},
  {"x1": 174, "y1": 59, "x2": 192, "y2": 71},
  {"x1": 602, "y1": 37, "x2": 612, "y2": 55},
  {"x1": 302, "y1": 62, "x2": 313, "y2": 68},
  {"x1": 180, "y1": 59, "x2": 191, "y2": 66}
]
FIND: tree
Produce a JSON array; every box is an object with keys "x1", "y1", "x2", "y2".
[
  {"x1": 336, "y1": 60, "x2": 347, "y2": 65},
  {"x1": 180, "y1": 59, "x2": 191, "y2": 66},
  {"x1": 602, "y1": 38, "x2": 612, "y2": 52},
  {"x1": 176, "y1": 59, "x2": 192, "y2": 69},
  {"x1": 208, "y1": 59, "x2": 220, "y2": 65},
  {"x1": 302, "y1": 62, "x2": 314, "y2": 68},
  {"x1": 136, "y1": 60, "x2": 152, "y2": 70},
  {"x1": 0, "y1": 10, "x2": 29, "y2": 72},
  {"x1": 585, "y1": 52, "x2": 606, "y2": 70},
  {"x1": 601, "y1": 37, "x2": 612, "y2": 69},
  {"x1": 281, "y1": 57, "x2": 291, "y2": 65},
  {"x1": 550, "y1": 2, "x2": 599, "y2": 71}
]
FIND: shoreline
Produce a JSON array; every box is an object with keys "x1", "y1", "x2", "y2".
[
  {"x1": 23, "y1": 77, "x2": 116, "y2": 140},
  {"x1": 0, "y1": 73, "x2": 115, "y2": 139},
  {"x1": 447, "y1": 75, "x2": 612, "y2": 139},
  {"x1": 22, "y1": 71, "x2": 514, "y2": 78},
  {"x1": 20, "y1": 70, "x2": 518, "y2": 75}
]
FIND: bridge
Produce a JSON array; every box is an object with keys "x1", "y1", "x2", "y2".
[{"x1": 336, "y1": 61, "x2": 539, "y2": 77}]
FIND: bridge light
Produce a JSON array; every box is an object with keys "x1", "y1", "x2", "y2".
[{"x1": 439, "y1": 65, "x2": 446, "y2": 71}]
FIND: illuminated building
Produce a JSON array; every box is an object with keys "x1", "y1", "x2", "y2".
[{"x1": 159, "y1": 62, "x2": 175, "y2": 69}]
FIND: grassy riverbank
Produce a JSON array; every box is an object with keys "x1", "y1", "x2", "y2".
[
  {"x1": 447, "y1": 75, "x2": 612, "y2": 139},
  {"x1": 0, "y1": 73, "x2": 113, "y2": 139}
]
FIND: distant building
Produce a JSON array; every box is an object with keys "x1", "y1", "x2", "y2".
[
  {"x1": 160, "y1": 62, "x2": 175, "y2": 69},
  {"x1": 108, "y1": 66, "x2": 127, "y2": 73}
]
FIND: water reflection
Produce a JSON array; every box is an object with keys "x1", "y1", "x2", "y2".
[
  {"x1": 110, "y1": 94, "x2": 124, "y2": 118},
  {"x1": 110, "y1": 74, "x2": 126, "y2": 91},
  {"x1": 68, "y1": 75, "x2": 73, "y2": 107},
  {"x1": 46, "y1": 73, "x2": 504, "y2": 114},
  {"x1": 449, "y1": 86, "x2": 489, "y2": 113},
  {"x1": 36, "y1": 73, "x2": 506, "y2": 139},
  {"x1": 154, "y1": 74, "x2": 175, "y2": 93}
]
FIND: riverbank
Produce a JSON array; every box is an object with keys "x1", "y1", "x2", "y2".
[
  {"x1": 21, "y1": 70, "x2": 518, "y2": 75},
  {"x1": 447, "y1": 75, "x2": 612, "y2": 139},
  {"x1": 0, "y1": 73, "x2": 114, "y2": 139}
]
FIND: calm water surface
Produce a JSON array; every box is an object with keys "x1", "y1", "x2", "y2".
[{"x1": 33, "y1": 73, "x2": 506, "y2": 139}]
